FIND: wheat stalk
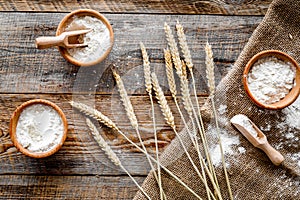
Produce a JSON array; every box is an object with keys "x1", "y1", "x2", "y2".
[
  {"x1": 70, "y1": 101, "x2": 119, "y2": 132},
  {"x1": 112, "y1": 70, "x2": 139, "y2": 129},
  {"x1": 151, "y1": 72, "x2": 176, "y2": 130},
  {"x1": 140, "y1": 43, "x2": 165, "y2": 200},
  {"x1": 164, "y1": 49, "x2": 177, "y2": 99},
  {"x1": 152, "y1": 72, "x2": 220, "y2": 199},
  {"x1": 176, "y1": 21, "x2": 193, "y2": 70},
  {"x1": 140, "y1": 42, "x2": 152, "y2": 94},
  {"x1": 71, "y1": 101, "x2": 202, "y2": 199},
  {"x1": 205, "y1": 42, "x2": 216, "y2": 96},
  {"x1": 205, "y1": 41, "x2": 233, "y2": 200},
  {"x1": 167, "y1": 22, "x2": 224, "y2": 199},
  {"x1": 176, "y1": 22, "x2": 220, "y2": 199},
  {"x1": 86, "y1": 118, "x2": 151, "y2": 200}
]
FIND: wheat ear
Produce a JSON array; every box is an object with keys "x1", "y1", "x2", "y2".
[
  {"x1": 112, "y1": 70, "x2": 139, "y2": 129},
  {"x1": 164, "y1": 22, "x2": 193, "y2": 118},
  {"x1": 112, "y1": 69, "x2": 167, "y2": 199},
  {"x1": 71, "y1": 101, "x2": 201, "y2": 199},
  {"x1": 140, "y1": 43, "x2": 165, "y2": 200},
  {"x1": 70, "y1": 101, "x2": 119, "y2": 132},
  {"x1": 164, "y1": 49, "x2": 177, "y2": 99},
  {"x1": 86, "y1": 118, "x2": 151, "y2": 200},
  {"x1": 205, "y1": 41, "x2": 233, "y2": 200},
  {"x1": 176, "y1": 21, "x2": 193, "y2": 70}
]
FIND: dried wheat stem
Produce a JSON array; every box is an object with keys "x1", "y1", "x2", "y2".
[
  {"x1": 151, "y1": 72, "x2": 176, "y2": 130},
  {"x1": 113, "y1": 70, "x2": 162, "y2": 197},
  {"x1": 164, "y1": 22, "x2": 183, "y2": 76},
  {"x1": 205, "y1": 41, "x2": 232, "y2": 200},
  {"x1": 152, "y1": 72, "x2": 218, "y2": 199},
  {"x1": 113, "y1": 70, "x2": 139, "y2": 129},
  {"x1": 205, "y1": 42, "x2": 215, "y2": 95},
  {"x1": 86, "y1": 118, "x2": 151, "y2": 200},
  {"x1": 140, "y1": 42, "x2": 152, "y2": 94},
  {"x1": 164, "y1": 49, "x2": 177, "y2": 99},
  {"x1": 165, "y1": 48, "x2": 211, "y2": 197},
  {"x1": 141, "y1": 43, "x2": 165, "y2": 200},
  {"x1": 70, "y1": 101, "x2": 119, "y2": 132},
  {"x1": 72, "y1": 101, "x2": 201, "y2": 199},
  {"x1": 176, "y1": 23, "x2": 220, "y2": 196},
  {"x1": 176, "y1": 21, "x2": 193, "y2": 70}
]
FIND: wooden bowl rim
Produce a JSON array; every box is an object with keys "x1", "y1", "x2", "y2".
[
  {"x1": 56, "y1": 9, "x2": 114, "y2": 67},
  {"x1": 243, "y1": 50, "x2": 300, "y2": 110},
  {"x1": 9, "y1": 99, "x2": 68, "y2": 158}
]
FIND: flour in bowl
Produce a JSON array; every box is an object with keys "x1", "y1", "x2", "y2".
[
  {"x1": 16, "y1": 104, "x2": 64, "y2": 153},
  {"x1": 247, "y1": 56, "x2": 296, "y2": 104},
  {"x1": 65, "y1": 16, "x2": 111, "y2": 63}
]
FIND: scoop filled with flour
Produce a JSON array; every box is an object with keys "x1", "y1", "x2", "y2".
[{"x1": 65, "y1": 16, "x2": 111, "y2": 63}]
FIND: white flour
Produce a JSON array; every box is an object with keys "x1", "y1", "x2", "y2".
[
  {"x1": 65, "y1": 16, "x2": 111, "y2": 63},
  {"x1": 247, "y1": 56, "x2": 296, "y2": 104},
  {"x1": 16, "y1": 104, "x2": 64, "y2": 153},
  {"x1": 230, "y1": 114, "x2": 258, "y2": 137}
]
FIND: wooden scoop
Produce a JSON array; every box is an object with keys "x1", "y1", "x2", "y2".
[
  {"x1": 35, "y1": 29, "x2": 91, "y2": 49},
  {"x1": 230, "y1": 114, "x2": 284, "y2": 166}
]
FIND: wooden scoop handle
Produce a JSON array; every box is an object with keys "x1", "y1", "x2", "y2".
[
  {"x1": 35, "y1": 35, "x2": 64, "y2": 49},
  {"x1": 257, "y1": 142, "x2": 284, "y2": 166}
]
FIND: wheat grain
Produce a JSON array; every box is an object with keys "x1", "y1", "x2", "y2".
[
  {"x1": 164, "y1": 49, "x2": 177, "y2": 99},
  {"x1": 151, "y1": 72, "x2": 176, "y2": 130},
  {"x1": 86, "y1": 118, "x2": 121, "y2": 166},
  {"x1": 70, "y1": 101, "x2": 119, "y2": 132},
  {"x1": 86, "y1": 118, "x2": 151, "y2": 200},
  {"x1": 112, "y1": 70, "x2": 139, "y2": 129},
  {"x1": 176, "y1": 21, "x2": 193, "y2": 70},
  {"x1": 164, "y1": 22, "x2": 182, "y2": 76},
  {"x1": 205, "y1": 41, "x2": 215, "y2": 95},
  {"x1": 181, "y1": 60, "x2": 187, "y2": 79},
  {"x1": 140, "y1": 42, "x2": 152, "y2": 94}
]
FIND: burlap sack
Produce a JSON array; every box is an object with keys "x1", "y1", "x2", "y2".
[{"x1": 134, "y1": 0, "x2": 300, "y2": 199}]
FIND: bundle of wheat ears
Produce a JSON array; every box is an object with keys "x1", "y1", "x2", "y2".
[{"x1": 70, "y1": 21, "x2": 233, "y2": 200}]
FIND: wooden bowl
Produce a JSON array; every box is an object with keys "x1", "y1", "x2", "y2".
[
  {"x1": 9, "y1": 99, "x2": 68, "y2": 158},
  {"x1": 243, "y1": 50, "x2": 300, "y2": 109},
  {"x1": 56, "y1": 9, "x2": 114, "y2": 67}
]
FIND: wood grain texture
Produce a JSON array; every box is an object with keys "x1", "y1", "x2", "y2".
[
  {"x1": 0, "y1": 0, "x2": 272, "y2": 15},
  {"x1": 0, "y1": 13, "x2": 262, "y2": 94},
  {"x1": 0, "y1": 94, "x2": 207, "y2": 175},
  {"x1": 0, "y1": 175, "x2": 143, "y2": 199}
]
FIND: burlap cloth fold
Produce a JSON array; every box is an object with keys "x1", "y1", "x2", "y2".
[{"x1": 134, "y1": 0, "x2": 300, "y2": 199}]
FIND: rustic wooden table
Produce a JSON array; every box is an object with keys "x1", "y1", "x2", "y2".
[{"x1": 0, "y1": 1, "x2": 272, "y2": 199}]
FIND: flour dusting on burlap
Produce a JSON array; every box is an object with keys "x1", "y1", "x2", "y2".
[{"x1": 134, "y1": 0, "x2": 300, "y2": 199}]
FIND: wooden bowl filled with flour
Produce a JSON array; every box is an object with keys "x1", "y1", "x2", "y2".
[
  {"x1": 9, "y1": 99, "x2": 68, "y2": 158},
  {"x1": 243, "y1": 50, "x2": 300, "y2": 109},
  {"x1": 56, "y1": 9, "x2": 114, "y2": 67}
]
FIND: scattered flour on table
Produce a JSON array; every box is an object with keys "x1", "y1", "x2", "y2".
[
  {"x1": 217, "y1": 104, "x2": 227, "y2": 115},
  {"x1": 16, "y1": 104, "x2": 64, "y2": 153},
  {"x1": 208, "y1": 128, "x2": 240, "y2": 167},
  {"x1": 65, "y1": 16, "x2": 111, "y2": 63},
  {"x1": 247, "y1": 56, "x2": 296, "y2": 104},
  {"x1": 279, "y1": 95, "x2": 300, "y2": 130}
]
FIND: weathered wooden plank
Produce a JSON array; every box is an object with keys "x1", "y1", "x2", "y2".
[
  {"x1": 0, "y1": 0, "x2": 272, "y2": 15},
  {"x1": 0, "y1": 13, "x2": 261, "y2": 94},
  {"x1": 0, "y1": 94, "x2": 207, "y2": 175},
  {"x1": 0, "y1": 175, "x2": 143, "y2": 199}
]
